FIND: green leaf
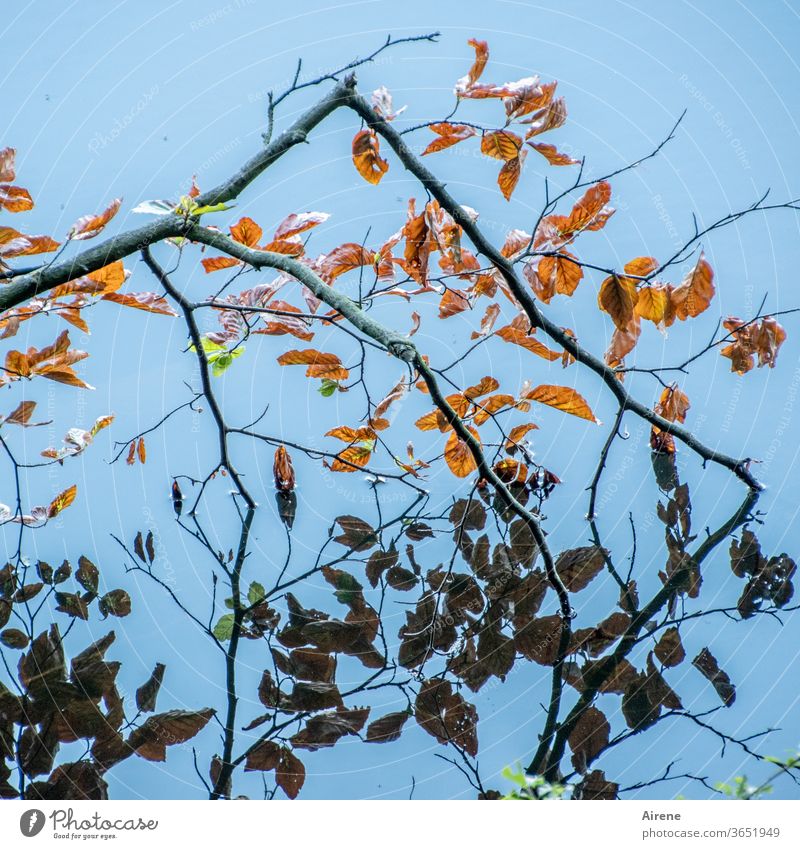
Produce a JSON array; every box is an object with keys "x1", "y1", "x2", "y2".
[
  {"x1": 248, "y1": 582, "x2": 266, "y2": 605},
  {"x1": 318, "y1": 379, "x2": 338, "y2": 398},
  {"x1": 213, "y1": 613, "x2": 235, "y2": 641}
]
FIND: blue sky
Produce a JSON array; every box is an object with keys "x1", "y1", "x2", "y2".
[{"x1": 2, "y1": 0, "x2": 800, "y2": 799}]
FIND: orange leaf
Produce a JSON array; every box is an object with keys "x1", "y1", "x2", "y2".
[
  {"x1": 635, "y1": 285, "x2": 669, "y2": 324},
  {"x1": 524, "y1": 384, "x2": 598, "y2": 423},
  {"x1": 439, "y1": 288, "x2": 470, "y2": 319},
  {"x1": 444, "y1": 426, "x2": 480, "y2": 478},
  {"x1": 352, "y1": 129, "x2": 389, "y2": 185},
  {"x1": 0, "y1": 233, "x2": 59, "y2": 257},
  {"x1": 455, "y1": 38, "x2": 490, "y2": 92},
  {"x1": 325, "y1": 425, "x2": 377, "y2": 443},
  {"x1": 0, "y1": 185, "x2": 33, "y2": 213},
  {"x1": 472, "y1": 393, "x2": 518, "y2": 425},
  {"x1": 498, "y1": 156, "x2": 523, "y2": 201},
  {"x1": 330, "y1": 444, "x2": 373, "y2": 472},
  {"x1": 230, "y1": 216, "x2": 263, "y2": 247},
  {"x1": 598, "y1": 274, "x2": 638, "y2": 331},
  {"x1": 537, "y1": 252, "x2": 583, "y2": 298},
  {"x1": 277, "y1": 349, "x2": 349, "y2": 381},
  {"x1": 273, "y1": 211, "x2": 330, "y2": 240},
  {"x1": 496, "y1": 324, "x2": 561, "y2": 362},
  {"x1": 480, "y1": 131, "x2": 523, "y2": 161},
  {"x1": 655, "y1": 384, "x2": 690, "y2": 424},
  {"x1": 321, "y1": 243, "x2": 373, "y2": 280},
  {"x1": 422, "y1": 123, "x2": 477, "y2": 155},
  {"x1": 201, "y1": 256, "x2": 240, "y2": 274},
  {"x1": 101, "y1": 292, "x2": 177, "y2": 316},
  {"x1": 48, "y1": 484, "x2": 77, "y2": 518},
  {"x1": 463, "y1": 376, "x2": 500, "y2": 400},
  {"x1": 528, "y1": 142, "x2": 579, "y2": 166},
  {"x1": 137, "y1": 438, "x2": 147, "y2": 464},
  {"x1": 505, "y1": 422, "x2": 538, "y2": 451},
  {"x1": 273, "y1": 445, "x2": 296, "y2": 492},
  {"x1": 562, "y1": 181, "x2": 613, "y2": 238},
  {"x1": 68, "y1": 197, "x2": 122, "y2": 240},
  {"x1": 670, "y1": 253, "x2": 715, "y2": 320},
  {"x1": 623, "y1": 256, "x2": 658, "y2": 277}
]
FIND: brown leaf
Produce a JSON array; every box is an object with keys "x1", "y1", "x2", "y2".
[
  {"x1": 515, "y1": 615, "x2": 562, "y2": 665},
  {"x1": 415, "y1": 679, "x2": 478, "y2": 756},
  {"x1": 365, "y1": 711, "x2": 410, "y2": 743},
  {"x1": 569, "y1": 706, "x2": 610, "y2": 772},
  {"x1": 244, "y1": 739, "x2": 281, "y2": 772},
  {"x1": 128, "y1": 708, "x2": 214, "y2": 761},
  {"x1": 692, "y1": 647, "x2": 735, "y2": 706},
  {"x1": 654, "y1": 627, "x2": 685, "y2": 668},
  {"x1": 276, "y1": 747, "x2": 305, "y2": 799},
  {"x1": 555, "y1": 546, "x2": 607, "y2": 592},
  {"x1": 135, "y1": 663, "x2": 166, "y2": 713},
  {"x1": 598, "y1": 274, "x2": 638, "y2": 331},
  {"x1": 333, "y1": 515, "x2": 377, "y2": 551}
]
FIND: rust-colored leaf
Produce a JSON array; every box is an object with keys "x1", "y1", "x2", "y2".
[
  {"x1": 423, "y1": 123, "x2": 477, "y2": 155},
  {"x1": 352, "y1": 129, "x2": 389, "y2": 185},
  {"x1": 68, "y1": 198, "x2": 122, "y2": 240},
  {"x1": 670, "y1": 252, "x2": 715, "y2": 320},
  {"x1": 523, "y1": 384, "x2": 598, "y2": 423},
  {"x1": 277, "y1": 349, "x2": 349, "y2": 381},
  {"x1": 598, "y1": 274, "x2": 638, "y2": 331},
  {"x1": 444, "y1": 426, "x2": 480, "y2": 478}
]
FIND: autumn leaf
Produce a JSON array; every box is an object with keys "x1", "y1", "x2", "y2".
[
  {"x1": 528, "y1": 142, "x2": 579, "y2": 166},
  {"x1": 536, "y1": 252, "x2": 583, "y2": 298},
  {"x1": 365, "y1": 711, "x2": 410, "y2": 743},
  {"x1": 556, "y1": 545, "x2": 607, "y2": 592},
  {"x1": 523, "y1": 384, "x2": 599, "y2": 423},
  {"x1": 692, "y1": 647, "x2": 735, "y2": 706},
  {"x1": 635, "y1": 285, "x2": 670, "y2": 324},
  {"x1": 670, "y1": 252, "x2": 715, "y2": 320},
  {"x1": 68, "y1": 198, "x2": 122, "y2": 240},
  {"x1": 480, "y1": 130, "x2": 522, "y2": 161},
  {"x1": 422, "y1": 123, "x2": 476, "y2": 155},
  {"x1": 498, "y1": 155, "x2": 524, "y2": 201},
  {"x1": 0, "y1": 185, "x2": 34, "y2": 213},
  {"x1": 100, "y1": 291, "x2": 177, "y2": 316},
  {"x1": 48, "y1": 485, "x2": 77, "y2": 519},
  {"x1": 455, "y1": 38, "x2": 490, "y2": 93},
  {"x1": 569, "y1": 706, "x2": 610, "y2": 772},
  {"x1": 277, "y1": 349, "x2": 349, "y2": 381},
  {"x1": 444, "y1": 426, "x2": 480, "y2": 478},
  {"x1": 598, "y1": 274, "x2": 638, "y2": 331},
  {"x1": 273, "y1": 445, "x2": 296, "y2": 492},
  {"x1": 654, "y1": 627, "x2": 685, "y2": 668},
  {"x1": 496, "y1": 324, "x2": 562, "y2": 361},
  {"x1": 273, "y1": 211, "x2": 330, "y2": 240},
  {"x1": 352, "y1": 129, "x2": 389, "y2": 185}
]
